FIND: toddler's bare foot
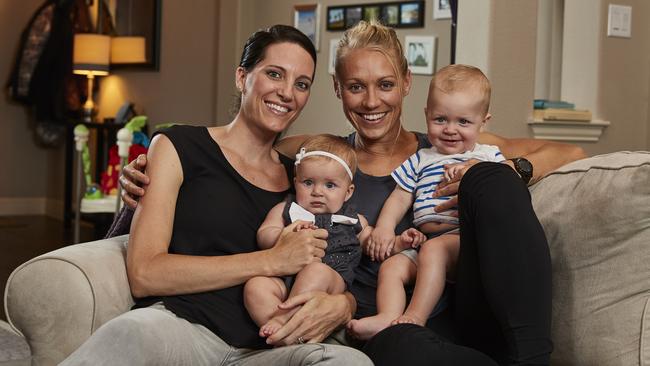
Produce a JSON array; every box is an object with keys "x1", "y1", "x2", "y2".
[
  {"x1": 347, "y1": 314, "x2": 395, "y2": 340},
  {"x1": 259, "y1": 317, "x2": 285, "y2": 338},
  {"x1": 391, "y1": 312, "x2": 426, "y2": 326}
]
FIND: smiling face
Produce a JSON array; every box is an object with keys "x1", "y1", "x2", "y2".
[
  {"x1": 335, "y1": 48, "x2": 411, "y2": 143},
  {"x1": 425, "y1": 87, "x2": 489, "y2": 155},
  {"x1": 294, "y1": 158, "x2": 355, "y2": 214},
  {"x1": 236, "y1": 42, "x2": 315, "y2": 135}
]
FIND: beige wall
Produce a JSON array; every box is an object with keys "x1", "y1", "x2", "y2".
[
  {"x1": 459, "y1": 0, "x2": 650, "y2": 156},
  {"x1": 595, "y1": 0, "x2": 650, "y2": 155},
  {"x1": 96, "y1": 0, "x2": 220, "y2": 127},
  {"x1": 0, "y1": 0, "x2": 63, "y2": 216}
]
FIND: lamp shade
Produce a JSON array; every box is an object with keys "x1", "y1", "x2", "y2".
[
  {"x1": 111, "y1": 36, "x2": 146, "y2": 63},
  {"x1": 73, "y1": 34, "x2": 110, "y2": 75}
]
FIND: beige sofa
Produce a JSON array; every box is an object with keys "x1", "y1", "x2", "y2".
[{"x1": 4, "y1": 151, "x2": 650, "y2": 366}]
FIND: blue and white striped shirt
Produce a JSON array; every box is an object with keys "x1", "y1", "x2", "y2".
[{"x1": 391, "y1": 143, "x2": 505, "y2": 226}]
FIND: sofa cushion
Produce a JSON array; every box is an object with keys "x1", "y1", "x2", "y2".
[{"x1": 530, "y1": 151, "x2": 650, "y2": 366}]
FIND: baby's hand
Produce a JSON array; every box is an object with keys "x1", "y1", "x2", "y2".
[
  {"x1": 366, "y1": 226, "x2": 395, "y2": 262},
  {"x1": 398, "y1": 228, "x2": 426, "y2": 250},
  {"x1": 444, "y1": 164, "x2": 464, "y2": 183},
  {"x1": 292, "y1": 220, "x2": 318, "y2": 232}
]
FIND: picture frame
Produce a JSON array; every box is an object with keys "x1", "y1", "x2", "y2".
[
  {"x1": 327, "y1": 1, "x2": 424, "y2": 31},
  {"x1": 381, "y1": 4, "x2": 400, "y2": 26},
  {"x1": 327, "y1": 7, "x2": 345, "y2": 31},
  {"x1": 294, "y1": 4, "x2": 320, "y2": 51},
  {"x1": 328, "y1": 38, "x2": 340, "y2": 75},
  {"x1": 404, "y1": 35, "x2": 436, "y2": 75},
  {"x1": 363, "y1": 5, "x2": 381, "y2": 22},
  {"x1": 433, "y1": 0, "x2": 452, "y2": 20}
]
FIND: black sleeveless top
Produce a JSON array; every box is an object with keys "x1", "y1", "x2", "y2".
[{"x1": 133, "y1": 125, "x2": 293, "y2": 349}]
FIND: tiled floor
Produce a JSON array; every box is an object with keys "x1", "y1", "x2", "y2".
[{"x1": 0, "y1": 216, "x2": 94, "y2": 321}]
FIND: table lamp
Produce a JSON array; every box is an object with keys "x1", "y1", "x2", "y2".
[
  {"x1": 110, "y1": 36, "x2": 146, "y2": 64},
  {"x1": 73, "y1": 34, "x2": 110, "y2": 123}
]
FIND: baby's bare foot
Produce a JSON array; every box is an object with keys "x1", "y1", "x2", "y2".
[
  {"x1": 347, "y1": 315, "x2": 395, "y2": 340},
  {"x1": 391, "y1": 312, "x2": 426, "y2": 326},
  {"x1": 259, "y1": 318, "x2": 285, "y2": 338}
]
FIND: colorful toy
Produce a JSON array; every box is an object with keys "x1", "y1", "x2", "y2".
[{"x1": 100, "y1": 116, "x2": 149, "y2": 195}]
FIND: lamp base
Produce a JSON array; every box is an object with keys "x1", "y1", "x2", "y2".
[{"x1": 82, "y1": 106, "x2": 96, "y2": 124}]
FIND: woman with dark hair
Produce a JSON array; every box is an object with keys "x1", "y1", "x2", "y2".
[{"x1": 60, "y1": 25, "x2": 372, "y2": 365}]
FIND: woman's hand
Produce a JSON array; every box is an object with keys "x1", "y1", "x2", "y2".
[
  {"x1": 433, "y1": 159, "x2": 479, "y2": 213},
  {"x1": 266, "y1": 291, "x2": 353, "y2": 346},
  {"x1": 267, "y1": 221, "x2": 328, "y2": 276},
  {"x1": 366, "y1": 226, "x2": 395, "y2": 262},
  {"x1": 119, "y1": 154, "x2": 149, "y2": 209}
]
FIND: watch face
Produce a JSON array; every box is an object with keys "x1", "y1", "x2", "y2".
[
  {"x1": 513, "y1": 158, "x2": 533, "y2": 183},
  {"x1": 518, "y1": 158, "x2": 533, "y2": 173}
]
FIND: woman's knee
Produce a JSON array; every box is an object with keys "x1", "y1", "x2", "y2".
[{"x1": 311, "y1": 344, "x2": 373, "y2": 365}]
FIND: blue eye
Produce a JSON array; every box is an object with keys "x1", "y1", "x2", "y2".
[
  {"x1": 459, "y1": 119, "x2": 471, "y2": 125},
  {"x1": 303, "y1": 179, "x2": 313, "y2": 186},
  {"x1": 433, "y1": 117, "x2": 446, "y2": 124},
  {"x1": 325, "y1": 182, "x2": 336, "y2": 189}
]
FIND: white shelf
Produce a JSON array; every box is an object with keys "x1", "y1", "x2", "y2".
[{"x1": 527, "y1": 119, "x2": 610, "y2": 142}]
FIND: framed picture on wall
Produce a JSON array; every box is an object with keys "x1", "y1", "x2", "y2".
[
  {"x1": 381, "y1": 4, "x2": 399, "y2": 26},
  {"x1": 328, "y1": 38, "x2": 340, "y2": 75},
  {"x1": 433, "y1": 0, "x2": 452, "y2": 19},
  {"x1": 399, "y1": 2, "x2": 424, "y2": 27},
  {"x1": 363, "y1": 5, "x2": 381, "y2": 22},
  {"x1": 294, "y1": 4, "x2": 320, "y2": 50},
  {"x1": 405, "y1": 35, "x2": 436, "y2": 75},
  {"x1": 327, "y1": 2, "x2": 425, "y2": 31},
  {"x1": 327, "y1": 7, "x2": 345, "y2": 30}
]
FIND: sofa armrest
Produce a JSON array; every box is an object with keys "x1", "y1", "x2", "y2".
[{"x1": 4, "y1": 235, "x2": 134, "y2": 366}]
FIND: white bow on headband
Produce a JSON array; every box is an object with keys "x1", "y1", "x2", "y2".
[{"x1": 295, "y1": 147, "x2": 354, "y2": 180}]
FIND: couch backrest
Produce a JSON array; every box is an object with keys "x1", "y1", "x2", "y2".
[{"x1": 530, "y1": 151, "x2": 650, "y2": 366}]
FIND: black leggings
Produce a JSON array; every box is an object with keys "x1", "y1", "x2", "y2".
[{"x1": 363, "y1": 162, "x2": 553, "y2": 366}]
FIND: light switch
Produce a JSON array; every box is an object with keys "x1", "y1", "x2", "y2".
[{"x1": 607, "y1": 4, "x2": 632, "y2": 38}]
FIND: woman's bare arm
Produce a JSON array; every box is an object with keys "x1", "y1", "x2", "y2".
[
  {"x1": 127, "y1": 135, "x2": 328, "y2": 298},
  {"x1": 479, "y1": 132, "x2": 587, "y2": 184}
]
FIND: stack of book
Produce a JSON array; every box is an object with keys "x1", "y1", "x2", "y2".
[{"x1": 533, "y1": 99, "x2": 592, "y2": 122}]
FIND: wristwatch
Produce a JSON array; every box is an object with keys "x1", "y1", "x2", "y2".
[{"x1": 509, "y1": 157, "x2": 533, "y2": 184}]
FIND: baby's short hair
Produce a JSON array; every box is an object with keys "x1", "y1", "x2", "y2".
[
  {"x1": 298, "y1": 134, "x2": 357, "y2": 176},
  {"x1": 430, "y1": 64, "x2": 491, "y2": 114}
]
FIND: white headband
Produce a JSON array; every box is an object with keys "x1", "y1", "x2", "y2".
[{"x1": 295, "y1": 147, "x2": 354, "y2": 180}]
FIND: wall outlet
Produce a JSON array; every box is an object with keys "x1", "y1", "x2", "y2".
[{"x1": 607, "y1": 4, "x2": 632, "y2": 38}]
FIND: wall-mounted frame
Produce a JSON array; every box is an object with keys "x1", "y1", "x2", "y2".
[
  {"x1": 405, "y1": 35, "x2": 436, "y2": 75},
  {"x1": 328, "y1": 38, "x2": 340, "y2": 75},
  {"x1": 107, "y1": 0, "x2": 162, "y2": 70},
  {"x1": 327, "y1": 1, "x2": 424, "y2": 31},
  {"x1": 433, "y1": 0, "x2": 452, "y2": 20},
  {"x1": 294, "y1": 4, "x2": 321, "y2": 51}
]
